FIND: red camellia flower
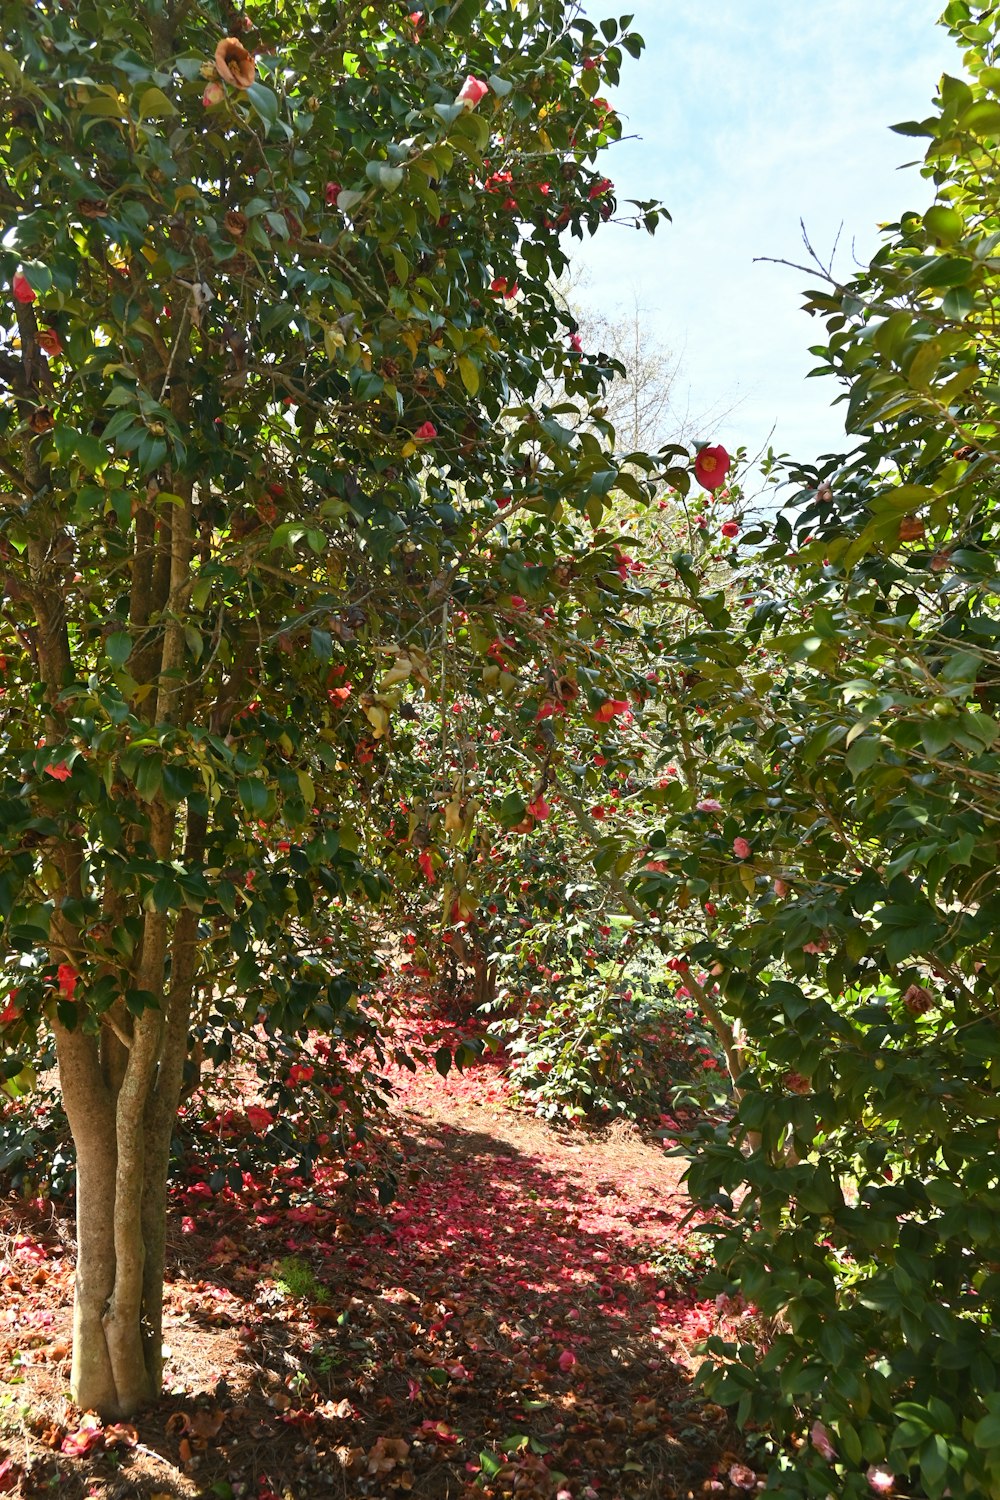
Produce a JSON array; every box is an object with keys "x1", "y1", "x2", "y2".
[
  {"x1": 418, "y1": 849, "x2": 435, "y2": 884},
  {"x1": 527, "y1": 794, "x2": 550, "y2": 820},
  {"x1": 37, "y1": 327, "x2": 63, "y2": 357},
  {"x1": 325, "y1": 181, "x2": 342, "y2": 207},
  {"x1": 57, "y1": 964, "x2": 78, "y2": 999},
  {"x1": 413, "y1": 421, "x2": 437, "y2": 442},
  {"x1": 733, "y1": 836, "x2": 752, "y2": 859},
  {"x1": 12, "y1": 271, "x2": 36, "y2": 304},
  {"x1": 455, "y1": 75, "x2": 489, "y2": 109},
  {"x1": 569, "y1": 333, "x2": 583, "y2": 353},
  {"x1": 694, "y1": 444, "x2": 731, "y2": 491},
  {"x1": 594, "y1": 698, "x2": 629, "y2": 723},
  {"x1": 721, "y1": 520, "x2": 740, "y2": 538},
  {"x1": 45, "y1": 761, "x2": 72, "y2": 781}
]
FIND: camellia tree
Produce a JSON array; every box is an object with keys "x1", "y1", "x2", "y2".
[
  {"x1": 620, "y1": 4, "x2": 1000, "y2": 1495},
  {"x1": 0, "y1": 0, "x2": 678, "y2": 1417}
]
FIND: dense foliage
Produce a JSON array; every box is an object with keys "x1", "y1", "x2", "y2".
[
  {"x1": 662, "y1": 5, "x2": 1000, "y2": 1495},
  {"x1": 0, "y1": 0, "x2": 678, "y2": 1415}
]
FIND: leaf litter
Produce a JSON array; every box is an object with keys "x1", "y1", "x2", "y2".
[{"x1": 0, "y1": 997, "x2": 758, "y2": 1498}]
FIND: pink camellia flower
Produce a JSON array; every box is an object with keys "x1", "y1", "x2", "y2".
[
  {"x1": 557, "y1": 1348, "x2": 576, "y2": 1372},
  {"x1": 866, "y1": 1466, "x2": 895, "y2": 1494},
  {"x1": 696, "y1": 798, "x2": 722, "y2": 812},
  {"x1": 694, "y1": 444, "x2": 731, "y2": 492},
  {"x1": 13, "y1": 271, "x2": 36, "y2": 304},
  {"x1": 57, "y1": 964, "x2": 78, "y2": 1000},
  {"x1": 733, "y1": 836, "x2": 752, "y2": 859},
  {"x1": 773, "y1": 878, "x2": 789, "y2": 898},
  {"x1": 810, "y1": 1421, "x2": 837, "y2": 1462},
  {"x1": 413, "y1": 421, "x2": 437, "y2": 442},
  {"x1": 721, "y1": 520, "x2": 740, "y2": 538},
  {"x1": 569, "y1": 333, "x2": 583, "y2": 353},
  {"x1": 728, "y1": 1466, "x2": 757, "y2": 1492},
  {"x1": 202, "y1": 80, "x2": 225, "y2": 108},
  {"x1": 594, "y1": 698, "x2": 629, "y2": 723},
  {"x1": 455, "y1": 75, "x2": 489, "y2": 110},
  {"x1": 325, "y1": 181, "x2": 342, "y2": 207}
]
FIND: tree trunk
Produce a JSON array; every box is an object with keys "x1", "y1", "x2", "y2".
[{"x1": 55, "y1": 907, "x2": 198, "y2": 1418}]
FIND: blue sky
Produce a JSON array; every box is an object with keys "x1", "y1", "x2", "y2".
[{"x1": 572, "y1": 1, "x2": 957, "y2": 466}]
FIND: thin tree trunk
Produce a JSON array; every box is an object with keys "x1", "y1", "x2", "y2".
[
  {"x1": 56, "y1": 1029, "x2": 121, "y2": 1415},
  {"x1": 55, "y1": 925, "x2": 198, "y2": 1416}
]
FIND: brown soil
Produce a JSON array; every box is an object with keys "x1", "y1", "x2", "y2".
[{"x1": 0, "y1": 1062, "x2": 752, "y2": 1500}]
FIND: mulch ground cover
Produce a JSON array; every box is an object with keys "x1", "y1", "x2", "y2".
[{"x1": 0, "y1": 1000, "x2": 760, "y2": 1500}]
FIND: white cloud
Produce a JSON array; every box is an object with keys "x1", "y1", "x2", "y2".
[{"x1": 572, "y1": 0, "x2": 956, "y2": 465}]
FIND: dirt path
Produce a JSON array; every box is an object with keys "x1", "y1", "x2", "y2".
[{"x1": 0, "y1": 1041, "x2": 752, "y2": 1500}]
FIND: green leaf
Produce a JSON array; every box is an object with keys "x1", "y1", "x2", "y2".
[
  {"x1": 238, "y1": 778, "x2": 269, "y2": 815},
  {"x1": 959, "y1": 99, "x2": 1000, "y2": 135},
  {"x1": 434, "y1": 1045, "x2": 451, "y2": 1077},
  {"x1": 458, "y1": 355, "x2": 480, "y2": 396},
  {"x1": 924, "y1": 204, "x2": 964, "y2": 245},
  {"x1": 498, "y1": 792, "x2": 527, "y2": 829},
  {"x1": 106, "y1": 631, "x2": 132, "y2": 667},
  {"x1": 245, "y1": 82, "x2": 279, "y2": 127},
  {"x1": 846, "y1": 736, "x2": 881, "y2": 776},
  {"x1": 137, "y1": 85, "x2": 177, "y2": 118},
  {"x1": 973, "y1": 1413, "x2": 1000, "y2": 1448}
]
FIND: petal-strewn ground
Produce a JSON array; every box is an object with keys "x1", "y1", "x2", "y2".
[{"x1": 0, "y1": 1015, "x2": 754, "y2": 1498}]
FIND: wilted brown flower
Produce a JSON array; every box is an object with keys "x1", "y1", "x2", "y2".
[
  {"x1": 224, "y1": 209, "x2": 248, "y2": 237},
  {"x1": 783, "y1": 1071, "x2": 812, "y2": 1095},
  {"x1": 214, "y1": 37, "x2": 255, "y2": 89},
  {"x1": 903, "y1": 984, "x2": 935, "y2": 1015},
  {"x1": 29, "y1": 407, "x2": 54, "y2": 434},
  {"x1": 898, "y1": 515, "x2": 925, "y2": 542}
]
